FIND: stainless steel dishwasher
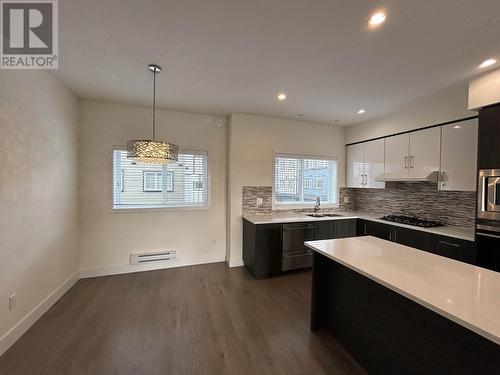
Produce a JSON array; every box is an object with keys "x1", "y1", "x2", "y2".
[{"x1": 282, "y1": 223, "x2": 315, "y2": 271}]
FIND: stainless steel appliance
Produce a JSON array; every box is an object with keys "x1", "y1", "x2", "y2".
[
  {"x1": 282, "y1": 223, "x2": 314, "y2": 271},
  {"x1": 476, "y1": 169, "x2": 500, "y2": 271},
  {"x1": 477, "y1": 169, "x2": 500, "y2": 220},
  {"x1": 381, "y1": 215, "x2": 444, "y2": 228}
]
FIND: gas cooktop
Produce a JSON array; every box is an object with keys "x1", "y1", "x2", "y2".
[{"x1": 380, "y1": 215, "x2": 444, "y2": 228}]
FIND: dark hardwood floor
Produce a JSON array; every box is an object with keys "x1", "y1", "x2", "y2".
[{"x1": 0, "y1": 263, "x2": 365, "y2": 375}]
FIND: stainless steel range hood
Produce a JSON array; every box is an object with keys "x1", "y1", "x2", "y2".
[{"x1": 375, "y1": 171, "x2": 439, "y2": 183}]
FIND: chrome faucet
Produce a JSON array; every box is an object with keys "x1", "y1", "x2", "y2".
[{"x1": 314, "y1": 196, "x2": 321, "y2": 212}]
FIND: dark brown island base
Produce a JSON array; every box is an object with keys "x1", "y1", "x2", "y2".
[{"x1": 307, "y1": 237, "x2": 500, "y2": 375}]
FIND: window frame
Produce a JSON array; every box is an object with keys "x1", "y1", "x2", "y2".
[
  {"x1": 110, "y1": 146, "x2": 210, "y2": 213},
  {"x1": 272, "y1": 152, "x2": 339, "y2": 210},
  {"x1": 143, "y1": 170, "x2": 163, "y2": 192}
]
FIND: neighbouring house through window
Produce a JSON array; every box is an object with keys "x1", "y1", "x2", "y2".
[
  {"x1": 274, "y1": 154, "x2": 338, "y2": 206},
  {"x1": 113, "y1": 149, "x2": 208, "y2": 209}
]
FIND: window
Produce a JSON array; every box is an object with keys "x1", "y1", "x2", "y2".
[
  {"x1": 314, "y1": 178, "x2": 323, "y2": 189},
  {"x1": 113, "y1": 149, "x2": 208, "y2": 209},
  {"x1": 143, "y1": 171, "x2": 163, "y2": 192},
  {"x1": 274, "y1": 154, "x2": 337, "y2": 206},
  {"x1": 166, "y1": 171, "x2": 174, "y2": 192}
]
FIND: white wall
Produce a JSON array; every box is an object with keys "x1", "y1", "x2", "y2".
[
  {"x1": 469, "y1": 67, "x2": 500, "y2": 110},
  {"x1": 346, "y1": 82, "x2": 475, "y2": 144},
  {"x1": 227, "y1": 113, "x2": 346, "y2": 266},
  {"x1": 0, "y1": 71, "x2": 79, "y2": 354},
  {"x1": 78, "y1": 100, "x2": 227, "y2": 276}
]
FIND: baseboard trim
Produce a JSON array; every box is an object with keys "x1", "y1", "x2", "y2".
[
  {"x1": 79, "y1": 253, "x2": 226, "y2": 278},
  {"x1": 229, "y1": 258, "x2": 244, "y2": 268},
  {"x1": 0, "y1": 270, "x2": 79, "y2": 357}
]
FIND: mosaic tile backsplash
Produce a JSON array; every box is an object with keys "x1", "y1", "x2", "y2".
[{"x1": 242, "y1": 183, "x2": 476, "y2": 228}]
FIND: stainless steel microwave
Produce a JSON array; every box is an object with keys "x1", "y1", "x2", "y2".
[{"x1": 478, "y1": 169, "x2": 500, "y2": 220}]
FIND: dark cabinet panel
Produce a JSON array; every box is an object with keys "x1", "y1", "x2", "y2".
[
  {"x1": 478, "y1": 104, "x2": 500, "y2": 169},
  {"x1": 357, "y1": 219, "x2": 391, "y2": 241},
  {"x1": 315, "y1": 219, "x2": 357, "y2": 240},
  {"x1": 428, "y1": 235, "x2": 476, "y2": 265},
  {"x1": 392, "y1": 227, "x2": 429, "y2": 251},
  {"x1": 314, "y1": 221, "x2": 336, "y2": 240},
  {"x1": 335, "y1": 219, "x2": 357, "y2": 238},
  {"x1": 243, "y1": 220, "x2": 282, "y2": 279}
]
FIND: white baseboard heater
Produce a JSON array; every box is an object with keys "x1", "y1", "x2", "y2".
[{"x1": 130, "y1": 250, "x2": 177, "y2": 265}]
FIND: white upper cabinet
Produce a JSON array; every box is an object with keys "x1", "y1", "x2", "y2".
[
  {"x1": 384, "y1": 133, "x2": 410, "y2": 176},
  {"x1": 346, "y1": 143, "x2": 364, "y2": 188},
  {"x1": 408, "y1": 127, "x2": 441, "y2": 177},
  {"x1": 346, "y1": 139, "x2": 385, "y2": 188},
  {"x1": 440, "y1": 119, "x2": 478, "y2": 191},
  {"x1": 364, "y1": 139, "x2": 385, "y2": 188}
]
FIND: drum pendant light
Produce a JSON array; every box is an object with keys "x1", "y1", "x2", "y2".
[{"x1": 127, "y1": 64, "x2": 178, "y2": 164}]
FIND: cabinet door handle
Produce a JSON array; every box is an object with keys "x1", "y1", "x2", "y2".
[
  {"x1": 410, "y1": 155, "x2": 414, "y2": 169},
  {"x1": 439, "y1": 240, "x2": 460, "y2": 247},
  {"x1": 477, "y1": 232, "x2": 500, "y2": 239},
  {"x1": 394, "y1": 230, "x2": 397, "y2": 242},
  {"x1": 404, "y1": 156, "x2": 408, "y2": 169},
  {"x1": 364, "y1": 224, "x2": 367, "y2": 235}
]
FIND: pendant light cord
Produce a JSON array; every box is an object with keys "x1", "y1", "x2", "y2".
[{"x1": 152, "y1": 70, "x2": 156, "y2": 141}]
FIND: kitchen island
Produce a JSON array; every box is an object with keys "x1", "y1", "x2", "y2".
[{"x1": 305, "y1": 236, "x2": 500, "y2": 375}]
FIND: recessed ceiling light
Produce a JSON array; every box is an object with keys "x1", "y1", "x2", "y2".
[
  {"x1": 277, "y1": 93, "x2": 287, "y2": 101},
  {"x1": 478, "y1": 58, "x2": 497, "y2": 69},
  {"x1": 368, "y1": 12, "x2": 387, "y2": 26},
  {"x1": 454, "y1": 125, "x2": 462, "y2": 129},
  {"x1": 357, "y1": 109, "x2": 366, "y2": 114}
]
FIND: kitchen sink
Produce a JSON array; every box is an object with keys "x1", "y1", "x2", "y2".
[{"x1": 306, "y1": 213, "x2": 343, "y2": 218}]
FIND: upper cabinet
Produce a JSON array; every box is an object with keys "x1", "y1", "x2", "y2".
[
  {"x1": 385, "y1": 133, "x2": 410, "y2": 176},
  {"x1": 440, "y1": 119, "x2": 478, "y2": 191},
  {"x1": 408, "y1": 127, "x2": 441, "y2": 178},
  {"x1": 348, "y1": 119, "x2": 478, "y2": 192},
  {"x1": 384, "y1": 127, "x2": 441, "y2": 178},
  {"x1": 346, "y1": 139, "x2": 385, "y2": 189}
]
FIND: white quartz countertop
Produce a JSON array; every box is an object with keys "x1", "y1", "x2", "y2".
[
  {"x1": 242, "y1": 211, "x2": 475, "y2": 241},
  {"x1": 305, "y1": 236, "x2": 500, "y2": 345}
]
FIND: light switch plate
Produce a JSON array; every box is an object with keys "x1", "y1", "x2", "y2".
[
  {"x1": 343, "y1": 196, "x2": 350, "y2": 203},
  {"x1": 256, "y1": 197, "x2": 263, "y2": 206}
]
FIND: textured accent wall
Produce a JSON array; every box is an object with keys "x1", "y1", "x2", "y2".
[
  {"x1": 242, "y1": 184, "x2": 475, "y2": 228},
  {"x1": 242, "y1": 186, "x2": 353, "y2": 214},
  {"x1": 346, "y1": 183, "x2": 476, "y2": 228}
]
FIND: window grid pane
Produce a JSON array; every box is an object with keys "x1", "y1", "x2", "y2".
[
  {"x1": 113, "y1": 149, "x2": 208, "y2": 209},
  {"x1": 274, "y1": 154, "x2": 337, "y2": 205}
]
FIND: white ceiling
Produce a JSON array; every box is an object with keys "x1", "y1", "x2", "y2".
[{"x1": 53, "y1": 0, "x2": 500, "y2": 125}]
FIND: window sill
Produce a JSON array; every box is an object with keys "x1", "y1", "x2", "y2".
[
  {"x1": 109, "y1": 205, "x2": 210, "y2": 214},
  {"x1": 272, "y1": 203, "x2": 340, "y2": 211}
]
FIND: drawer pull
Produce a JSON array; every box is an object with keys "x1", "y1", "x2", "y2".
[{"x1": 439, "y1": 240, "x2": 460, "y2": 248}]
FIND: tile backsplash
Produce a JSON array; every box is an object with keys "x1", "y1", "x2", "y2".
[{"x1": 242, "y1": 183, "x2": 476, "y2": 228}]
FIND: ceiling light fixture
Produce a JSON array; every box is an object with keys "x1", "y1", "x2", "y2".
[
  {"x1": 368, "y1": 12, "x2": 387, "y2": 26},
  {"x1": 127, "y1": 64, "x2": 178, "y2": 164},
  {"x1": 277, "y1": 93, "x2": 287, "y2": 101},
  {"x1": 478, "y1": 58, "x2": 497, "y2": 69},
  {"x1": 358, "y1": 109, "x2": 366, "y2": 114}
]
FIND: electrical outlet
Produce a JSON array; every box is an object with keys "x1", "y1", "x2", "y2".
[
  {"x1": 343, "y1": 196, "x2": 350, "y2": 204},
  {"x1": 9, "y1": 294, "x2": 16, "y2": 310},
  {"x1": 256, "y1": 197, "x2": 263, "y2": 206}
]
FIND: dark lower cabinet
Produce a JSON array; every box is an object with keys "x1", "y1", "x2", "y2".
[
  {"x1": 428, "y1": 235, "x2": 476, "y2": 265},
  {"x1": 315, "y1": 219, "x2": 357, "y2": 240},
  {"x1": 392, "y1": 227, "x2": 429, "y2": 251},
  {"x1": 357, "y1": 219, "x2": 391, "y2": 240},
  {"x1": 243, "y1": 220, "x2": 282, "y2": 279},
  {"x1": 244, "y1": 218, "x2": 477, "y2": 279},
  {"x1": 357, "y1": 219, "x2": 476, "y2": 264}
]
